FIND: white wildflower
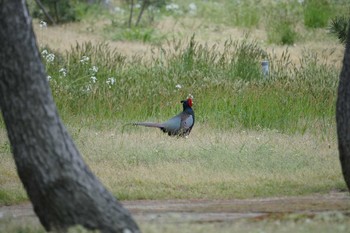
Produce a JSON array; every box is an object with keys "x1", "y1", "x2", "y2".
[
  {"x1": 47, "y1": 75, "x2": 52, "y2": 81},
  {"x1": 188, "y1": 3, "x2": 197, "y2": 14},
  {"x1": 106, "y1": 77, "x2": 116, "y2": 87},
  {"x1": 89, "y1": 65, "x2": 99, "y2": 73},
  {"x1": 114, "y1": 6, "x2": 125, "y2": 14},
  {"x1": 59, "y1": 68, "x2": 67, "y2": 77},
  {"x1": 84, "y1": 85, "x2": 91, "y2": 92},
  {"x1": 91, "y1": 76, "x2": 97, "y2": 83},
  {"x1": 41, "y1": 49, "x2": 48, "y2": 57},
  {"x1": 46, "y1": 53, "x2": 55, "y2": 63},
  {"x1": 148, "y1": 5, "x2": 159, "y2": 13},
  {"x1": 80, "y1": 55, "x2": 90, "y2": 64},
  {"x1": 166, "y1": 3, "x2": 179, "y2": 11},
  {"x1": 39, "y1": 20, "x2": 47, "y2": 29},
  {"x1": 175, "y1": 84, "x2": 182, "y2": 89}
]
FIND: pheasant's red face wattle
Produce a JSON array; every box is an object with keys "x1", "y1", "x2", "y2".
[{"x1": 188, "y1": 98, "x2": 193, "y2": 107}]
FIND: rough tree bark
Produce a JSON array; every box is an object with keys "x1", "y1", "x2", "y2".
[
  {"x1": 0, "y1": 1, "x2": 140, "y2": 232},
  {"x1": 337, "y1": 21, "x2": 350, "y2": 191}
]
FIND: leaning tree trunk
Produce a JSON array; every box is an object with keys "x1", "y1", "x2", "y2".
[
  {"x1": 337, "y1": 21, "x2": 350, "y2": 191},
  {"x1": 0, "y1": 1, "x2": 140, "y2": 233}
]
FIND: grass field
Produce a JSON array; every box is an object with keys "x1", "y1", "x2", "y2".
[
  {"x1": 1, "y1": 0, "x2": 350, "y2": 232},
  {"x1": 0, "y1": 124, "x2": 346, "y2": 204}
]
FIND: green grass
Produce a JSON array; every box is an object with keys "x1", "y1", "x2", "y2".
[
  {"x1": 266, "y1": 8, "x2": 299, "y2": 45},
  {"x1": 304, "y1": 0, "x2": 333, "y2": 28},
  {"x1": 1, "y1": 125, "x2": 345, "y2": 204},
  {"x1": 195, "y1": 0, "x2": 261, "y2": 28},
  {"x1": 78, "y1": 1, "x2": 350, "y2": 45},
  {"x1": 41, "y1": 36, "x2": 338, "y2": 135},
  {"x1": 0, "y1": 126, "x2": 348, "y2": 232},
  {"x1": 1, "y1": 1, "x2": 349, "y2": 232},
  {"x1": 0, "y1": 18, "x2": 344, "y2": 206}
]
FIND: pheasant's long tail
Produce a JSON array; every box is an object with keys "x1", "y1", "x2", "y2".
[{"x1": 132, "y1": 122, "x2": 164, "y2": 128}]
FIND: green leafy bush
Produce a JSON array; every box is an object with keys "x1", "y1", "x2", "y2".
[
  {"x1": 267, "y1": 19, "x2": 298, "y2": 45},
  {"x1": 265, "y1": 1, "x2": 300, "y2": 45},
  {"x1": 329, "y1": 16, "x2": 349, "y2": 44},
  {"x1": 304, "y1": 0, "x2": 332, "y2": 28}
]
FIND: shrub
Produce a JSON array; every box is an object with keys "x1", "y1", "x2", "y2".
[
  {"x1": 329, "y1": 16, "x2": 349, "y2": 44},
  {"x1": 109, "y1": 27, "x2": 165, "y2": 43},
  {"x1": 304, "y1": 0, "x2": 332, "y2": 28},
  {"x1": 265, "y1": 1, "x2": 300, "y2": 45},
  {"x1": 197, "y1": 0, "x2": 260, "y2": 28},
  {"x1": 267, "y1": 19, "x2": 298, "y2": 45}
]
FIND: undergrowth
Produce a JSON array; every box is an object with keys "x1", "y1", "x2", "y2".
[{"x1": 41, "y1": 36, "x2": 339, "y2": 135}]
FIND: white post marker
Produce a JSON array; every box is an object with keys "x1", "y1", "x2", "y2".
[{"x1": 261, "y1": 60, "x2": 269, "y2": 78}]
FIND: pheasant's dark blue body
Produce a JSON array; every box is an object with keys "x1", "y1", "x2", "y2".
[{"x1": 134, "y1": 98, "x2": 195, "y2": 137}]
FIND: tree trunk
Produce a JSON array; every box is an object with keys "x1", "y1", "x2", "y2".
[
  {"x1": 34, "y1": 0, "x2": 56, "y2": 25},
  {"x1": 128, "y1": 0, "x2": 134, "y2": 28},
  {"x1": 0, "y1": 1, "x2": 140, "y2": 233},
  {"x1": 135, "y1": 0, "x2": 150, "y2": 27},
  {"x1": 337, "y1": 21, "x2": 350, "y2": 191}
]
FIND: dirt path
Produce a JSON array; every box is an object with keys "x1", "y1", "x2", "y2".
[{"x1": 1, "y1": 192, "x2": 349, "y2": 224}]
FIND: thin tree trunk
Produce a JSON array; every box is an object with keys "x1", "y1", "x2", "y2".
[
  {"x1": 53, "y1": 0, "x2": 59, "y2": 23},
  {"x1": 34, "y1": 0, "x2": 56, "y2": 25},
  {"x1": 337, "y1": 21, "x2": 350, "y2": 191},
  {"x1": 135, "y1": 0, "x2": 149, "y2": 27},
  {"x1": 0, "y1": 1, "x2": 140, "y2": 232},
  {"x1": 128, "y1": 0, "x2": 134, "y2": 28}
]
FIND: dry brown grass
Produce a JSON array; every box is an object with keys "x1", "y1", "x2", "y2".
[
  {"x1": 0, "y1": 123, "x2": 344, "y2": 203},
  {"x1": 66, "y1": 123, "x2": 344, "y2": 200},
  {"x1": 33, "y1": 16, "x2": 345, "y2": 67}
]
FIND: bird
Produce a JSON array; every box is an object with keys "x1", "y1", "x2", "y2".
[{"x1": 132, "y1": 97, "x2": 195, "y2": 137}]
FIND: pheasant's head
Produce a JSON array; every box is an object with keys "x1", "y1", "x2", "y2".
[{"x1": 181, "y1": 97, "x2": 193, "y2": 108}]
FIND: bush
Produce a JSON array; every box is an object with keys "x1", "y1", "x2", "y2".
[
  {"x1": 197, "y1": 0, "x2": 260, "y2": 28},
  {"x1": 107, "y1": 26, "x2": 165, "y2": 43},
  {"x1": 304, "y1": 0, "x2": 332, "y2": 28},
  {"x1": 267, "y1": 19, "x2": 298, "y2": 45},
  {"x1": 329, "y1": 16, "x2": 349, "y2": 44},
  {"x1": 30, "y1": 0, "x2": 99, "y2": 24},
  {"x1": 265, "y1": 1, "x2": 300, "y2": 45}
]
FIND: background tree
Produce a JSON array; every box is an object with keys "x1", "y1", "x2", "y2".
[
  {"x1": 32, "y1": 0, "x2": 111, "y2": 24},
  {"x1": 126, "y1": 0, "x2": 167, "y2": 28},
  {"x1": 0, "y1": 1, "x2": 140, "y2": 232},
  {"x1": 337, "y1": 21, "x2": 350, "y2": 191},
  {"x1": 329, "y1": 16, "x2": 349, "y2": 44}
]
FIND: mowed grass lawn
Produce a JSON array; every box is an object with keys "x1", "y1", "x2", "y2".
[{"x1": 0, "y1": 122, "x2": 345, "y2": 205}]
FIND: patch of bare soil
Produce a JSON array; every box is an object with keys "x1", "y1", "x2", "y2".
[{"x1": 1, "y1": 192, "x2": 349, "y2": 224}]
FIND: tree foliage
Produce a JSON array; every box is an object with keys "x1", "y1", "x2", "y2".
[{"x1": 329, "y1": 16, "x2": 349, "y2": 44}]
